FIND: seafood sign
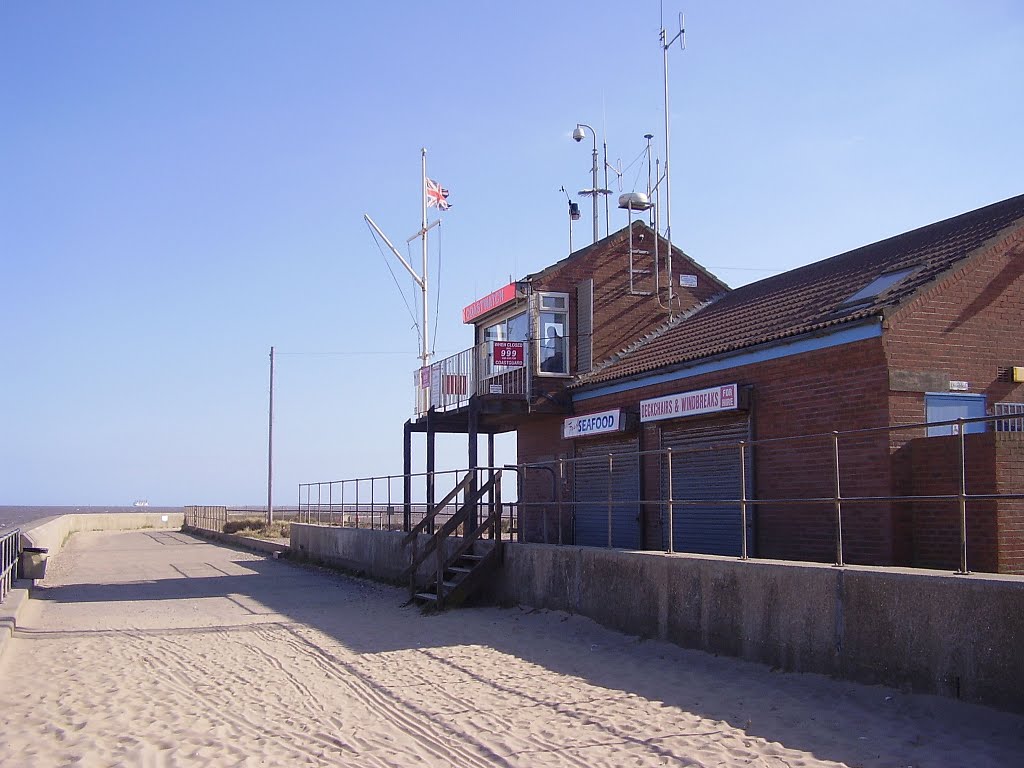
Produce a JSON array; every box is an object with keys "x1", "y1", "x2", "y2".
[{"x1": 563, "y1": 409, "x2": 622, "y2": 439}]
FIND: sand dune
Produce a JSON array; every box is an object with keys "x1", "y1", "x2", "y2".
[{"x1": 0, "y1": 530, "x2": 1021, "y2": 766}]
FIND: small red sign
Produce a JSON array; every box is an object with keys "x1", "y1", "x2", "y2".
[
  {"x1": 720, "y1": 384, "x2": 736, "y2": 409},
  {"x1": 492, "y1": 341, "x2": 524, "y2": 366},
  {"x1": 462, "y1": 283, "x2": 517, "y2": 324}
]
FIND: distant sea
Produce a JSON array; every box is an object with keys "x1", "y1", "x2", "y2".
[{"x1": 0, "y1": 506, "x2": 185, "y2": 532}]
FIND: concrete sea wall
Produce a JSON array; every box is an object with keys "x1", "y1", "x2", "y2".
[
  {"x1": 21, "y1": 512, "x2": 184, "y2": 557},
  {"x1": 181, "y1": 526, "x2": 288, "y2": 557},
  {"x1": 290, "y1": 523, "x2": 494, "y2": 585},
  {"x1": 292, "y1": 524, "x2": 1024, "y2": 713}
]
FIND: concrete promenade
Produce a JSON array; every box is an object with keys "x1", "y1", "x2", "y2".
[{"x1": 1, "y1": 529, "x2": 1023, "y2": 767}]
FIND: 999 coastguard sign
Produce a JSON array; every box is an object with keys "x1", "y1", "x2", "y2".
[
  {"x1": 640, "y1": 383, "x2": 738, "y2": 423},
  {"x1": 563, "y1": 409, "x2": 622, "y2": 439}
]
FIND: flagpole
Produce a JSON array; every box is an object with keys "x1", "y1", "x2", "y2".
[{"x1": 421, "y1": 148, "x2": 430, "y2": 369}]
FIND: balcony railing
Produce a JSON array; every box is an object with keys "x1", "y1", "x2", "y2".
[{"x1": 414, "y1": 340, "x2": 531, "y2": 416}]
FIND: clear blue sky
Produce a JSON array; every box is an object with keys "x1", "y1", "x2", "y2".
[{"x1": 2, "y1": 1, "x2": 1022, "y2": 506}]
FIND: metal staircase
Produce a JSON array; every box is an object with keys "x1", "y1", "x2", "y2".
[{"x1": 401, "y1": 470, "x2": 506, "y2": 610}]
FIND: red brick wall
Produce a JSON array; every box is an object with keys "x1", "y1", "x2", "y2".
[
  {"x1": 515, "y1": 414, "x2": 569, "y2": 543},
  {"x1": 903, "y1": 432, "x2": 1024, "y2": 574},
  {"x1": 532, "y1": 223, "x2": 728, "y2": 373},
  {"x1": 905, "y1": 433, "x2": 998, "y2": 572},
  {"x1": 884, "y1": 237, "x2": 1024, "y2": 570},
  {"x1": 513, "y1": 226, "x2": 1024, "y2": 567},
  {"x1": 995, "y1": 435, "x2": 1024, "y2": 573},
  {"x1": 885, "y1": 238, "x2": 1024, "y2": 424},
  {"x1": 519, "y1": 335, "x2": 896, "y2": 564}
]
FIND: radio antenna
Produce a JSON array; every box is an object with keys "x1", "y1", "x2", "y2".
[{"x1": 660, "y1": 9, "x2": 685, "y2": 309}]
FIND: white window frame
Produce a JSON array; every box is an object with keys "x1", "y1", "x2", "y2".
[{"x1": 535, "y1": 291, "x2": 570, "y2": 377}]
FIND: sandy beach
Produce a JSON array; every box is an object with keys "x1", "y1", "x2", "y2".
[{"x1": 0, "y1": 530, "x2": 1021, "y2": 767}]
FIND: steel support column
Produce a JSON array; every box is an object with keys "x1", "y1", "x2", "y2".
[{"x1": 402, "y1": 420, "x2": 412, "y2": 532}]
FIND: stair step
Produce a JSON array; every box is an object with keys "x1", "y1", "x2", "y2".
[
  {"x1": 448, "y1": 566, "x2": 472, "y2": 574},
  {"x1": 459, "y1": 553, "x2": 485, "y2": 561},
  {"x1": 415, "y1": 592, "x2": 439, "y2": 602}
]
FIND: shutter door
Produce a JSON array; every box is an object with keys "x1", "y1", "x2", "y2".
[
  {"x1": 573, "y1": 436, "x2": 641, "y2": 548},
  {"x1": 661, "y1": 416, "x2": 753, "y2": 556}
]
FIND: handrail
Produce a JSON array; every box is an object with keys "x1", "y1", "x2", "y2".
[
  {"x1": 402, "y1": 472, "x2": 473, "y2": 544},
  {"x1": 404, "y1": 472, "x2": 501, "y2": 580},
  {"x1": 301, "y1": 410, "x2": 1024, "y2": 574},
  {"x1": 448, "y1": 474, "x2": 505, "y2": 562},
  {"x1": 413, "y1": 339, "x2": 531, "y2": 416},
  {"x1": 1, "y1": 527, "x2": 21, "y2": 605}
]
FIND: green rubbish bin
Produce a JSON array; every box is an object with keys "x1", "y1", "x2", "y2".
[{"x1": 19, "y1": 547, "x2": 49, "y2": 580}]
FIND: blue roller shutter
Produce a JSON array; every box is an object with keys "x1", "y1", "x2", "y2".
[
  {"x1": 660, "y1": 416, "x2": 753, "y2": 556},
  {"x1": 573, "y1": 437, "x2": 641, "y2": 548}
]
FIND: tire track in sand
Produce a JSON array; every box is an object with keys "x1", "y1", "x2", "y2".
[
  {"x1": 267, "y1": 624, "x2": 513, "y2": 768},
  {"x1": 123, "y1": 627, "x2": 374, "y2": 767},
  {"x1": 362, "y1": 648, "x2": 597, "y2": 768}
]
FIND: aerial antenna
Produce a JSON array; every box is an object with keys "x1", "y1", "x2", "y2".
[
  {"x1": 644, "y1": 133, "x2": 654, "y2": 226},
  {"x1": 560, "y1": 186, "x2": 581, "y2": 255},
  {"x1": 660, "y1": 9, "x2": 685, "y2": 310}
]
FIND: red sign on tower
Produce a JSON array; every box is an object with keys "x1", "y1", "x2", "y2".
[{"x1": 492, "y1": 341, "x2": 524, "y2": 366}]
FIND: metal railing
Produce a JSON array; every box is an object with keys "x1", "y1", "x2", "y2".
[
  {"x1": 299, "y1": 467, "x2": 517, "y2": 537},
  {"x1": 1, "y1": 528, "x2": 20, "y2": 604},
  {"x1": 300, "y1": 410, "x2": 1024, "y2": 575},
  {"x1": 513, "y1": 411, "x2": 1024, "y2": 574},
  {"x1": 414, "y1": 340, "x2": 531, "y2": 416},
  {"x1": 183, "y1": 505, "x2": 228, "y2": 532}
]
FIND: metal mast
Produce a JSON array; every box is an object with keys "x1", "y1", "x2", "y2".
[
  {"x1": 661, "y1": 12, "x2": 685, "y2": 309},
  {"x1": 420, "y1": 148, "x2": 429, "y2": 366},
  {"x1": 266, "y1": 345, "x2": 274, "y2": 525},
  {"x1": 363, "y1": 149, "x2": 441, "y2": 370}
]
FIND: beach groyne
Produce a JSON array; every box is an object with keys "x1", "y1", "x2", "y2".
[{"x1": 290, "y1": 522, "x2": 1024, "y2": 714}]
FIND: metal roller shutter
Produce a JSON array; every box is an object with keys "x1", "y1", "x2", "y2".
[
  {"x1": 660, "y1": 416, "x2": 753, "y2": 556},
  {"x1": 573, "y1": 437, "x2": 641, "y2": 548}
]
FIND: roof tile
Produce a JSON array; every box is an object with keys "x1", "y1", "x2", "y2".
[{"x1": 575, "y1": 193, "x2": 1024, "y2": 387}]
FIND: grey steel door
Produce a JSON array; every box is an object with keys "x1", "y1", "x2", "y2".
[
  {"x1": 660, "y1": 416, "x2": 753, "y2": 556},
  {"x1": 573, "y1": 437, "x2": 641, "y2": 548}
]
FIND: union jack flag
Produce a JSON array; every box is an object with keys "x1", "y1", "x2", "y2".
[{"x1": 425, "y1": 177, "x2": 451, "y2": 210}]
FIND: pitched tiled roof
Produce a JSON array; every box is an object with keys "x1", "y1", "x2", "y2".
[
  {"x1": 525, "y1": 221, "x2": 730, "y2": 294},
  {"x1": 575, "y1": 193, "x2": 1024, "y2": 387}
]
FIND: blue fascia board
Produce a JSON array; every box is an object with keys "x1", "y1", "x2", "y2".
[{"x1": 574, "y1": 320, "x2": 883, "y2": 403}]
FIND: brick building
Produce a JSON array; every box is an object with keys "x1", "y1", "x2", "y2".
[{"x1": 411, "y1": 193, "x2": 1024, "y2": 572}]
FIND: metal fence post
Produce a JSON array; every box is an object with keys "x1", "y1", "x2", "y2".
[
  {"x1": 832, "y1": 431, "x2": 844, "y2": 567},
  {"x1": 557, "y1": 458, "x2": 565, "y2": 546},
  {"x1": 666, "y1": 447, "x2": 674, "y2": 554},
  {"x1": 607, "y1": 453, "x2": 614, "y2": 548},
  {"x1": 957, "y1": 418, "x2": 970, "y2": 575},
  {"x1": 739, "y1": 441, "x2": 748, "y2": 560}
]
